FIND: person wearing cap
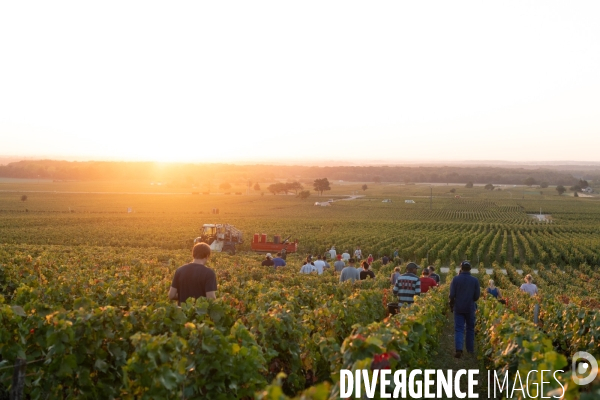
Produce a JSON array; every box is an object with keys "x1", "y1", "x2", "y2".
[
  {"x1": 339, "y1": 258, "x2": 360, "y2": 283},
  {"x1": 449, "y1": 261, "x2": 480, "y2": 358},
  {"x1": 261, "y1": 253, "x2": 275, "y2": 267},
  {"x1": 392, "y1": 262, "x2": 421, "y2": 305},
  {"x1": 333, "y1": 254, "x2": 346, "y2": 272},
  {"x1": 272, "y1": 252, "x2": 286, "y2": 268}
]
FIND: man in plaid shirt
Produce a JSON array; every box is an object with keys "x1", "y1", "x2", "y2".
[{"x1": 393, "y1": 262, "x2": 421, "y2": 304}]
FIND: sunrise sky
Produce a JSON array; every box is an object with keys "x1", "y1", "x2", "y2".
[{"x1": 1, "y1": 1, "x2": 599, "y2": 164}]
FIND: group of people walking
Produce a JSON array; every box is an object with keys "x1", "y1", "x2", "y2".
[{"x1": 173, "y1": 242, "x2": 540, "y2": 361}]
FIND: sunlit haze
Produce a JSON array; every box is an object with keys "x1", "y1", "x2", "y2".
[{"x1": 1, "y1": 1, "x2": 600, "y2": 164}]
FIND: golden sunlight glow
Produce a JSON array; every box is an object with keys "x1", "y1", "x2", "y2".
[{"x1": 1, "y1": 1, "x2": 600, "y2": 163}]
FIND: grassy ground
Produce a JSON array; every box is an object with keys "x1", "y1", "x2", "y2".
[{"x1": 426, "y1": 312, "x2": 489, "y2": 399}]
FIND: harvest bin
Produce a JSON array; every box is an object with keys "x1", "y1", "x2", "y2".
[{"x1": 387, "y1": 302, "x2": 400, "y2": 315}]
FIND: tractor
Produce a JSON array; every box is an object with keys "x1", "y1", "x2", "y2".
[{"x1": 194, "y1": 223, "x2": 243, "y2": 255}]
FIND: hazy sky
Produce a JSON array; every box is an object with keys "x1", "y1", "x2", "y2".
[{"x1": 1, "y1": 1, "x2": 599, "y2": 163}]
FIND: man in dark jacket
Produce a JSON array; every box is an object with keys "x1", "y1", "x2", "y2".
[{"x1": 449, "y1": 261, "x2": 480, "y2": 358}]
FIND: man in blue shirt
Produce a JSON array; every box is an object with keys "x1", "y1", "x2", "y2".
[
  {"x1": 272, "y1": 252, "x2": 286, "y2": 268},
  {"x1": 449, "y1": 261, "x2": 480, "y2": 358}
]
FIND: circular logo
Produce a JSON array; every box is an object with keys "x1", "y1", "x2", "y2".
[{"x1": 572, "y1": 351, "x2": 598, "y2": 386}]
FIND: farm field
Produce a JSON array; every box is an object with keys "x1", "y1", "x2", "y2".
[{"x1": 1, "y1": 180, "x2": 599, "y2": 399}]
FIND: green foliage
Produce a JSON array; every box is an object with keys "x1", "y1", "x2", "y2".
[
  {"x1": 478, "y1": 299, "x2": 579, "y2": 399},
  {"x1": 297, "y1": 190, "x2": 310, "y2": 199},
  {"x1": 312, "y1": 178, "x2": 331, "y2": 196}
]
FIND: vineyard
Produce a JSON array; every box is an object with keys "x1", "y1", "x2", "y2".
[{"x1": 0, "y1": 181, "x2": 599, "y2": 398}]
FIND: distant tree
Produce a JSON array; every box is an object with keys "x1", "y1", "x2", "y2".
[
  {"x1": 21, "y1": 195, "x2": 27, "y2": 202},
  {"x1": 253, "y1": 183, "x2": 260, "y2": 191},
  {"x1": 297, "y1": 190, "x2": 310, "y2": 199},
  {"x1": 362, "y1": 184, "x2": 368, "y2": 191},
  {"x1": 574, "y1": 191, "x2": 579, "y2": 197},
  {"x1": 219, "y1": 182, "x2": 231, "y2": 190},
  {"x1": 540, "y1": 182, "x2": 549, "y2": 189},
  {"x1": 450, "y1": 188, "x2": 456, "y2": 193},
  {"x1": 524, "y1": 177, "x2": 537, "y2": 187},
  {"x1": 556, "y1": 185, "x2": 566, "y2": 195},
  {"x1": 465, "y1": 182, "x2": 473, "y2": 188},
  {"x1": 373, "y1": 176, "x2": 381, "y2": 184},
  {"x1": 267, "y1": 183, "x2": 280, "y2": 195},
  {"x1": 570, "y1": 179, "x2": 589, "y2": 192},
  {"x1": 484, "y1": 184, "x2": 494, "y2": 191},
  {"x1": 286, "y1": 181, "x2": 303, "y2": 194},
  {"x1": 313, "y1": 178, "x2": 331, "y2": 196}
]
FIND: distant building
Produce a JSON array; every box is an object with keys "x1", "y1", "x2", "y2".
[
  {"x1": 405, "y1": 200, "x2": 415, "y2": 204},
  {"x1": 315, "y1": 202, "x2": 331, "y2": 207},
  {"x1": 582, "y1": 187, "x2": 593, "y2": 193},
  {"x1": 382, "y1": 199, "x2": 392, "y2": 203}
]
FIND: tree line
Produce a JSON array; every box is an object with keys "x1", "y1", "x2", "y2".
[{"x1": 0, "y1": 160, "x2": 597, "y2": 187}]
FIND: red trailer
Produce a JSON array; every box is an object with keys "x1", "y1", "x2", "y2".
[{"x1": 250, "y1": 233, "x2": 299, "y2": 253}]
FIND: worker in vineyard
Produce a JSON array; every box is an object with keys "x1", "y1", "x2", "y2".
[
  {"x1": 354, "y1": 246, "x2": 362, "y2": 260},
  {"x1": 486, "y1": 280, "x2": 501, "y2": 298},
  {"x1": 449, "y1": 261, "x2": 480, "y2": 358},
  {"x1": 272, "y1": 252, "x2": 286, "y2": 268},
  {"x1": 392, "y1": 262, "x2": 421, "y2": 305},
  {"x1": 341, "y1": 250, "x2": 351, "y2": 261},
  {"x1": 419, "y1": 268, "x2": 438, "y2": 293},
  {"x1": 486, "y1": 280, "x2": 506, "y2": 304},
  {"x1": 382, "y1": 255, "x2": 390, "y2": 265},
  {"x1": 428, "y1": 266, "x2": 440, "y2": 284},
  {"x1": 393, "y1": 248, "x2": 399, "y2": 259},
  {"x1": 169, "y1": 242, "x2": 217, "y2": 304},
  {"x1": 353, "y1": 258, "x2": 362, "y2": 274},
  {"x1": 334, "y1": 254, "x2": 346, "y2": 272},
  {"x1": 321, "y1": 253, "x2": 331, "y2": 270},
  {"x1": 329, "y1": 246, "x2": 337, "y2": 260},
  {"x1": 360, "y1": 261, "x2": 375, "y2": 280},
  {"x1": 313, "y1": 255, "x2": 326, "y2": 275},
  {"x1": 520, "y1": 274, "x2": 538, "y2": 296},
  {"x1": 340, "y1": 258, "x2": 360, "y2": 282},
  {"x1": 390, "y1": 267, "x2": 401, "y2": 285},
  {"x1": 367, "y1": 254, "x2": 374, "y2": 265},
  {"x1": 300, "y1": 258, "x2": 316, "y2": 274},
  {"x1": 261, "y1": 253, "x2": 275, "y2": 267}
]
